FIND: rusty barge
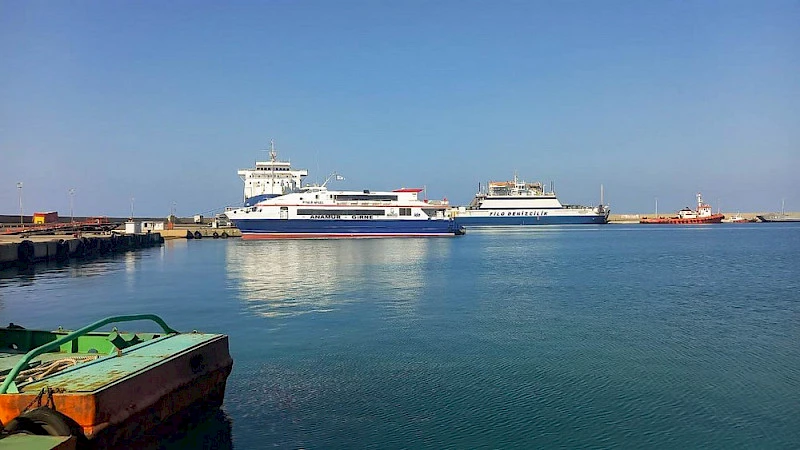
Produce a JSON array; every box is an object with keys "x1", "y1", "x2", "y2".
[{"x1": 0, "y1": 315, "x2": 232, "y2": 448}]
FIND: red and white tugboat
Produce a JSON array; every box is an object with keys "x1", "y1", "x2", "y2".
[{"x1": 640, "y1": 193, "x2": 724, "y2": 224}]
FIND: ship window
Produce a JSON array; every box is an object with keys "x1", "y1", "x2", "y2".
[
  {"x1": 297, "y1": 209, "x2": 386, "y2": 216},
  {"x1": 400, "y1": 208, "x2": 412, "y2": 216},
  {"x1": 334, "y1": 194, "x2": 398, "y2": 201}
]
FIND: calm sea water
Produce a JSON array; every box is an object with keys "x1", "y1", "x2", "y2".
[{"x1": 1, "y1": 224, "x2": 799, "y2": 449}]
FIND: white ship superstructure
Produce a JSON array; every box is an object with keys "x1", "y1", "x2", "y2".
[
  {"x1": 239, "y1": 140, "x2": 308, "y2": 206},
  {"x1": 226, "y1": 181, "x2": 464, "y2": 239}
]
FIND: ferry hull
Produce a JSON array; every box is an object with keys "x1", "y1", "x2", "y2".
[
  {"x1": 232, "y1": 218, "x2": 461, "y2": 239},
  {"x1": 453, "y1": 214, "x2": 608, "y2": 227}
]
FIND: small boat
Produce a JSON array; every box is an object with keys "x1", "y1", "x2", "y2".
[
  {"x1": 226, "y1": 176, "x2": 464, "y2": 239},
  {"x1": 0, "y1": 315, "x2": 232, "y2": 448},
  {"x1": 450, "y1": 174, "x2": 609, "y2": 227},
  {"x1": 640, "y1": 193, "x2": 724, "y2": 224},
  {"x1": 757, "y1": 199, "x2": 800, "y2": 222},
  {"x1": 721, "y1": 213, "x2": 749, "y2": 223}
]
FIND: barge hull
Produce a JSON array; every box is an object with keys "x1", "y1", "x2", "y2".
[{"x1": 0, "y1": 333, "x2": 232, "y2": 446}]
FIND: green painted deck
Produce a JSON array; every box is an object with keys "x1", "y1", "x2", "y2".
[
  {"x1": 0, "y1": 434, "x2": 75, "y2": 450},
  {"x1": 0, "y1": 329, "x2": 163, "y2": 378},
  {"x1": 0, "y1": 352, "x2": 88, "y2": 376},
  {"x1": 19, "y1": 333, "x2": 222, "y2": 393}
]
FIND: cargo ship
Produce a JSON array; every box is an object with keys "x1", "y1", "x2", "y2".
[
  {"x1": 640, "y1": 193, "x2": 724, "y2": 224},
  {"x1": 226, "y1": 176, "x2": 464, "y2": 239},
  {"x1": 449, "y1": 174, "x2": 609, "y2": 226}
]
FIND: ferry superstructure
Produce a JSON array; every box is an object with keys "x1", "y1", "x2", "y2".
[
  {"x1": 225, "y1": 183, "x2": 464, "y2": 239},
  {"x1": 450, "y1": 175, "x2": 609, "y2": 226},
  {"x1": 239, "y1": 140, "x2": 308, "y2": 206}
]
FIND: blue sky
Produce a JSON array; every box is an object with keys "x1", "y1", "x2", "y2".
[{"x1": 1, "y1": 0, "x2": 798, "y2": 217}]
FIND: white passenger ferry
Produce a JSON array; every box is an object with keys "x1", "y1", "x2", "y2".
[
  {"x1": 226, "y1": 178, "x2": 464, "y2": 239},
  {"x1": 450, "y1": 174, "x2": 609, "y2": 226},
  {"x1": 238, "y1": 140, "x2": 308, "y2": 206}
]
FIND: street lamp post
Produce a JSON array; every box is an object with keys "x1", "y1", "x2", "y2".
[
  {"x1": 16, "y1": 182, "x2": 23, "y2": 226},
  {"x1": 69, "y1": 188, "x2": 75, "y2": 226}
]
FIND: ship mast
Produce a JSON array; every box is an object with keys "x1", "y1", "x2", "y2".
[
  {"x1": 600, "y1": 184, "x2": 604, "y2": 206},
  {"x1": 269, "y1": 139, "x2": 276, "y2": 195}
]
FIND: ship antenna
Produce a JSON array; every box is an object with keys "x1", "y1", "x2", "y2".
[{"x1": 269, "y1": 139, "x2": 276, "y2": 196}]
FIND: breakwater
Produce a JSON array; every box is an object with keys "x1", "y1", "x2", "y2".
[{"x1": 0, "y1": 233, "x2": 164, "y2": 269}]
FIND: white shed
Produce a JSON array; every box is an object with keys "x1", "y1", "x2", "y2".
[
  {"x1": 124, "y1": 221, "x2": 141, "y2": 234},
  {"x1": 141, "y1": 221, "x2": 165, "y2": 232}
]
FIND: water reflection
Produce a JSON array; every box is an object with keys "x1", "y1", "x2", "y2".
[
  {"x1": 0, "y1": 258, "x2": 120, "y2": 284},
  {"x1": 128, "y1": 407, "x2": 233, "y2": 450},
  {"x1": 225, "y1": 239, "x2": 449, "y2": 318}
]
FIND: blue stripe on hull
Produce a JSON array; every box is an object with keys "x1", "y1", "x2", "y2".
[
  {"x1": 231, "y1": 218, "x2": 457, "y2": 235},
  {"x1": 454, "y1": 215, "x2": 608, "y2": 226}
]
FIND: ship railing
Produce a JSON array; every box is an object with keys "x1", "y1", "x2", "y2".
[
  {"x1": 562, "y1": 204, "x2": 598, "y2": 210},
  {"x1": 0, "y1": 314, "x2": 179, "y2": 394}
]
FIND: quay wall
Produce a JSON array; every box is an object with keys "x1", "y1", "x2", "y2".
[
  {"x1": 160, "y1": 226, "x2": 241, "y2": 240},
  {"x1": 0, "y1": 233, "x2": 164, "y2": 269}
]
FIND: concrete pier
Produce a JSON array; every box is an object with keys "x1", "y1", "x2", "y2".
[
  {"x1": 159, "y1": 226, "x2": 241, "y2": 240},
  {"x1": 0, "y1": 233, "x2": 164, "y2": 269}
]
